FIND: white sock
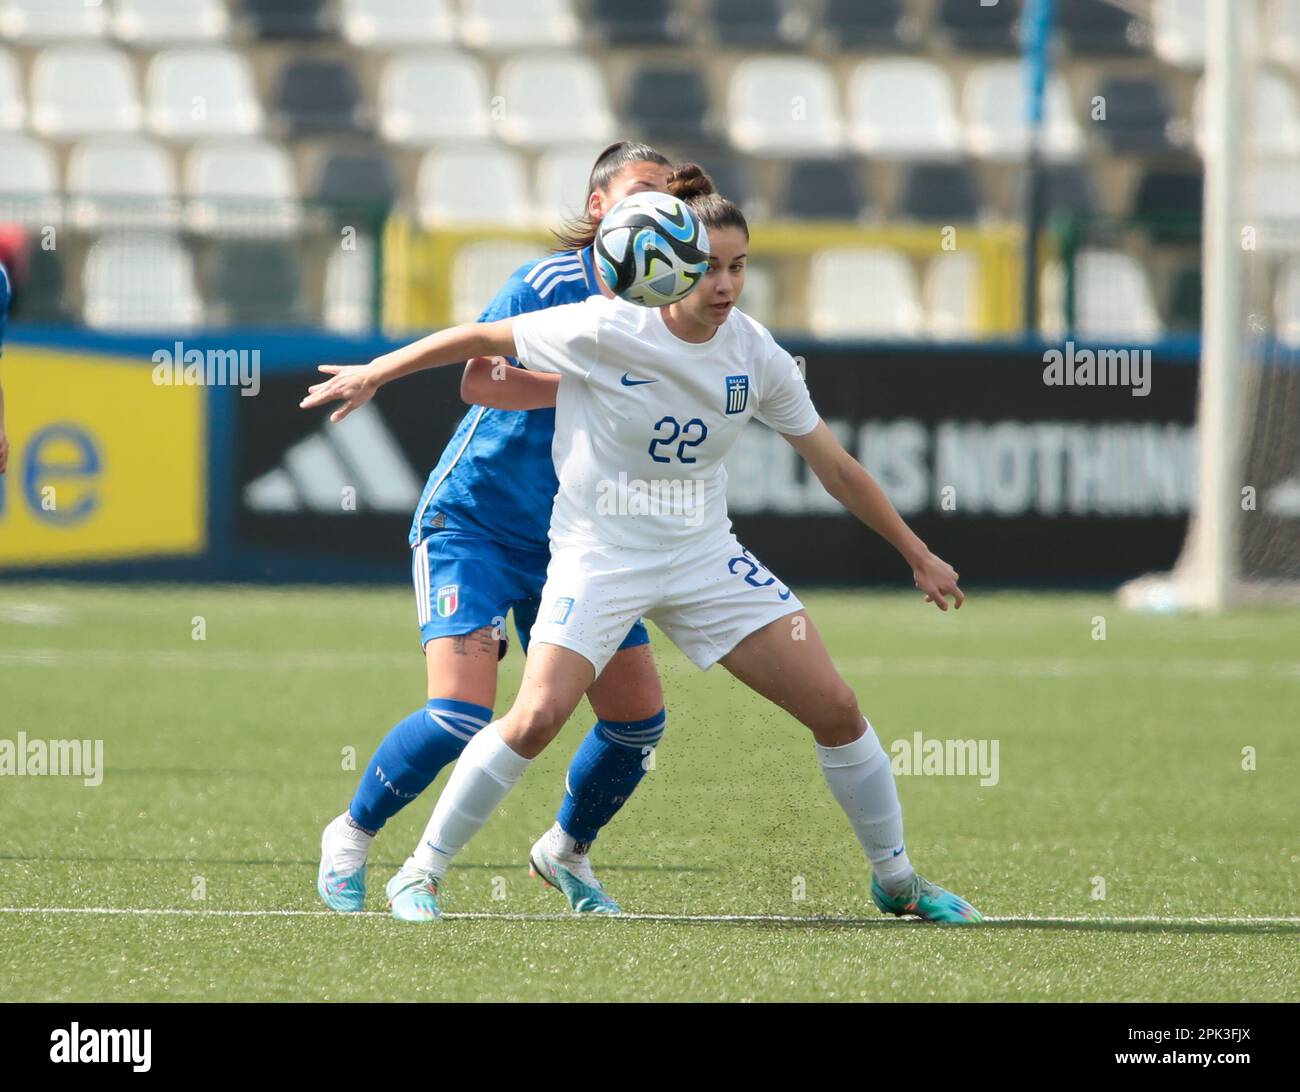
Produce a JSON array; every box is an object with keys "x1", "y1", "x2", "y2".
[
  {"x1": 325, "y1": 812, "x2": 374, "y2": 870},
  {"x1": 546, "y1": 821, "x2": 584, "y2": 858},
  {"x1": 816, "y1": 720, "x2": 915, "y2": 894},
  {"x1": 410, "y1": 722, "x2": 532, "y2": 878}
]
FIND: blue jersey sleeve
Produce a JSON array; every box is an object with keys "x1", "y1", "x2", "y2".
[{"x1": 0, "y1": 263, "x2": 10, "y2": 354}]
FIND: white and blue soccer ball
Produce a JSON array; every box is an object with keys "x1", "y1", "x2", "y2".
[{"x1": 595, "y1": 191, "x2": 710, "y2": 308}]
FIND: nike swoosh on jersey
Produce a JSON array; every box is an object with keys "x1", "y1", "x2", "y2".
[{"x1": 620, "y1": 373, "x2": 658, "y2": 386}]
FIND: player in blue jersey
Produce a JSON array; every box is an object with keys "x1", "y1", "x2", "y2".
[{"x1": 315, "y1": 143, "x2": 677, "y2": 915}]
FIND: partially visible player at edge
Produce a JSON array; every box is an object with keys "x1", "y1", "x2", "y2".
[
  {"x1": 303, "y1": 166, "x2": 984, "y2": 925},
  {"x1": 314, "y1": 142, "x2": 678, "y2": 915},
  {"x1": 0, "y1": 252, "x2": 11, "y2": 475}
]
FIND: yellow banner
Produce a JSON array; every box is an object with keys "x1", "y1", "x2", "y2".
[{"x1": 0, "y1": 345, "x2": 206, "y2": 565}]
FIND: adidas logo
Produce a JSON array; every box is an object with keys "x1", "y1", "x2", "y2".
[{"x1": 244, "y1": 404, "x2": 422, "y2": 514}]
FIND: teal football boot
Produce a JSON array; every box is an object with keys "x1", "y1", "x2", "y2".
[
  {"x1": 385, "y1": 865, "x2": 443, "y2": 923},
  {"x1": 317, "y1": 817, "x2": 367, "y2": 913},
  {"x1": 528, "y1": 834, "x2": 621, "y2": 915},
  {"x1": 871, "y1": 873, "x2": 983, "y2": 924}
]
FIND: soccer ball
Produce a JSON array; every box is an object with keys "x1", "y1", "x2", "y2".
[{"x1": 595, "y1": 191, "x2": 710, "y2": 307}]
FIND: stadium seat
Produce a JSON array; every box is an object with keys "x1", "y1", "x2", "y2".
[
  {"x1": 494, "y1": 53, "x2": 614, "y2": 148},
  {"x1": 323, "y1": 233, "x2": 377, "y2": 334},
  {"x1": 708, "y1": 0, "x2": 808, "y2": 48},
  {"x1": 453, "y1": 241, "x2": 542, "y2": 324},
  {"x1": 82, "y1": 235, "x2": 203, "y2": 331},
  {"x1": 808, "y1": 249, "x2": 923, "y2": 338},
  {"x1": 30, "y1": 45, "x2": 141, "y2": 137},
  {"x1": 0, "y1": 48, "x2": 24, "y2": 131},
  {"x1": 1091, "y1": 76, "x2": 1178, "y2": 153},
  {"x1": 238, "y1": 0, "x2": 333, "y2": 39},
  {"x1": 314, "y1": 149, "x2": 400, "y2": 210},
  {"x1": 208, "y1": 240, "x2": 303, "y2": 325},
  {"x1": 848, "y1": 59, "x2": 961, "y2": 158},
  {"x1": 898, "y1": 163, "x2": 982, "y2": 223},
  {"x1": 535, "y1": 145, "x2": 605, "y2": 227},
  {"x1": 1274, "y1": 258, "x2": 1300, "y2": 344},
  {"x1": 273, "y1": 57, "x2": 368, "y2": 136},
  {"x1": 379, "y1": 51, "x2": 491, "y2": 146},
  {"x1": 1269, "y1": 0, "x2": 1300, "y2": 64},
  {"x1": 1057, "y1": 0, "x2": 1147, "y2": 55},
  {"x1": 736, "y1": 262, "x2": 776, "y2": 329},
  {"x1": 666, "y1": 146, "x2": 758, "y2": 213},
  {"x1": 624, "y1": 64, "x2": 713, "y2": 143},
  {"x1": 1153, "y1": 0, "x2": 1205, "y2": 67},
  {"x1": 923, "y1": 252, "x2": 979, "y2": 340},
  {"x1": 963, "y1": 62, "x2": 1083, "y2": 161},
  {"x1": 1020, "y1": 164, "x2": 1099, "y2": 221},
  {"x1": 459, "y1": 0, "x2": 579, "y2": 50},
  {"x1": 67, "y1": 136, "x2": 178, "y2": 232},
  {"x1": 1040, "y1": 250, "x2": 1162, "y2": 340},
  {"x1": 113, "y1": 0, "x2": 230, "y2": 44},
  {"x1": 147, "y1": 47, "x2": 263, "y2": 137},
  {"x1": 727, "y1": 57, "x2": 842, "y2": 155},
  {"x1": 779, "y1": 159, "x2": 868, "y2": 221},
  {"x1": 184, "y1": 138, "x2": 300, "y2": 236},
  {"x1": 1132, "y1": 169, "x2": 1203, "y2": 243},
  {"x1": 1168, "y1": 266, "x2": 1202, "y2": 332},
  {"x1": 0, "y1": 0, "x2": 107, "y2": 41},
  {"x1": 823, "y1": 0, "x2": 912, "y2": 50},
  {"x1": 340, "y1": 0, "x2": 455, "y2": 47},
  {"x1": 417, "y1": 144, "x2": 532, "y2": 227},
  {"x1": 1194, "y1": 70, "x2": 1300, "y2": 158},
  {"x1": 1243, "y1": 161, "x2": 1300, "y2": 249},
  {"x1": 936, "y1": 0, "x2": 1021, "y2": 53},
  {"x1": 0, "y1": 133, "x2": 59, "y2": 226},
  {"x1": 591, "y1": 0, "x2": 681, "y2": 44},
  {"x1": 16, "y1": 244, "x2": 68, "y2": 322}
]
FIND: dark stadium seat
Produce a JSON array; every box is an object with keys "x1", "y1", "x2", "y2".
[
  {"x1": 1021, "y1": 164, "x2": 1100, "y2": 221},
  {"x1": 274, "y1": 58, "x2": 368, "y2": 136},
  {"x1": 1057, "y1": 0, "x2": 1147, "y2": 55},
  {"x1": 239, "y1": 0, "x2": 333, "y2": 39},
  {"x1": 937, "y1": 0, "x2": 1021, "y2": 53},
  {"x1": 824, "y1": 0, "x2": 911, "y2": 49},
  {"x1": 1167, "y1": 266, "x2": 1202, "y2": 331},
  {"x1": 780, "y1": 158, "x2": 868, "y2": 221},
  {"x1": 667, "y1": 146, "x2": 755, "y2": 210},
  {"x1": 709, "y1": 0, "x2": 806, "y2": 48},
  {"x1": 898, "y1": 163, "x2": 982, "y2": 222},
  {"x1": 625, "y1": 64, "x2": 712, "y2": 143},
  {"x1": 314, "y1": 149, "x2": 400, "y2": 209},
  {"x1": 1133, "y1": 169, "x2": 1203, "y2": 242},
  {"x1": 1093, "y1": 76, "x2": 1176, "y2": 153},
  {"x1": 210, "y1": 241, "x2": 302, "y2": 325},
  {"x1": 592, "y1": 0, "x2": 681, "y2": 44}
]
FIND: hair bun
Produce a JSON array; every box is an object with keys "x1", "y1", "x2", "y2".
[{"x1": 666, "y1": 163, "x2": 716, "y2": 200}]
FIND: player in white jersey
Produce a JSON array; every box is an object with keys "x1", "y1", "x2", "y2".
[{"x1": 302, "y1": 165, "x2": 983, "y2": 924}]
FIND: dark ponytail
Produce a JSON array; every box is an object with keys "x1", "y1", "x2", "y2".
[
  {"x1": 666, "y1": 163, "x2": 749, "y2": 239},
  {"x1": 552, "y1": 140, "x2": 673, "y2": 252}
]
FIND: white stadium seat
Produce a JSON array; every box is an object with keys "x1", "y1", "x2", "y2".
[
  {"x1": 453, "y1": 241, "x2": 541, "y2": 324},
  {"x1": 1194, "y1": 70, "x2": 1300, "y2": 158},
  {"x1": 30, "y1": 45, "x2": 141, "y2": 137},
  {"x1": 0, "y1": 48, "x2": 24, "y2": 131},
  {"x1": 534, "y1": 145, "x2": 606, "y2": 227},
  {"x1": 808, "y1": 249, "x2": 923, "y2": 339},
  {"x1": 82, "y1": 235, "x2": 203, "y2": 331},
  {"x1": 67, "y1": 136, "x2": 178, "y2": 231},
  {"x1": 459, "y1": 0, "x2": 579, "y2": 50},
  {"x1": 1153, "y1": 0, "x2": 1205, "y2": 68},
  {"x1": 1268, "y1": 0, "x2": 1300, "y2": 64},
  {"x1": 727, "y1": 57, "x2": 843, "y2": 155},
  {"x1": 923, "y1": 252, "x2": 979, "y2": 340},
  {"x1": 146, "y1": 47, "x2": 262, "y2": 137},
  {"x1": 848, "y1": 59, "x2": 961, "y2": 159},
  {"x1": 1274, "y1": 258, "x2": 1300, "y2": 345},
  {"x1": 183, "y1": 138, "x2": 300, "y2": 236},
  {"x1": 323, "y1": 234, "x2": 377, "y2": 335},
  {"x1": 0, "y1": 133, "x2": 59, "y2": 226},
  {"x1": 963, "y1": 62, "x2": 1083, "y2": 161},
  {"x1": 417, "y1": 144, "x2": 532, "y2": 227},
  {"x1": 0, "y1": 0, "x2": 107, "y2": 41},
  {"x1": 494, "y1": 53, "x2": 614, "y2": 147},
  {"x1": 342, "y1": 0, "x2": 456, "y2": 47},
  {"x1": 736, "y1": 263, "x2": 777, "y2": 331},
  {"x1": 113, "y1": 0, "x2": 230, "y2": 45},
  {"x1": 379, "y1": 50, "x2": 491, "y2": 146},
  {"x1": 1040, "y1": 250, "x2": 1163, "y2": 341},
  {"x1": 1242, "y1": 161, "x2": 1300, "y2": 249}
]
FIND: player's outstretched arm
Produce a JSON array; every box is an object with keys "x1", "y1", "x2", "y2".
[
  {"x1": 461, "y1": 357, "x2": 561, "y2": 410},
  {"x1": 299, "y1": 318, "x2": 518, "y2": 422},
  {"x1": 784, "y1": 420, "x2": 963, "y2": 612}
]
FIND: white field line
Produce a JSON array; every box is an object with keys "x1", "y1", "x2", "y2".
[
  {"x1": 0, "y1": 907, "x2": 1296, "y2": 926},
  {"x1": 1, "y1": 648, "x2": 1298, "y2": 681}
]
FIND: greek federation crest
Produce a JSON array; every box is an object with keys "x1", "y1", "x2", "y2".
[{"x1": 725, "y1": 375, "x2": 749, "y2": 415}]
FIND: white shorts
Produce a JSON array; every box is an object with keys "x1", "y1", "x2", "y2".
[{"x1": 529, "y1": 533, "x2": 804, "y2": 675}]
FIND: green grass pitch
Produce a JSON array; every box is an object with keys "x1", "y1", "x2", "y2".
[{"x1": 1, "y1": 583, "x2": 1297, "y2": 1002}]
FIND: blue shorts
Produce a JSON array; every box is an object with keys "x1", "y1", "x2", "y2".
[{"x1": 412, "y1": 529, "x2": 650, "y2": 659}]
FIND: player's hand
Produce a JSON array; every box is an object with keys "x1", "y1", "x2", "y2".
[
  {"x1": 912, "y1": 551, "x2": 963, "y2": 612},
  {"x1": 0, "y1": 427, "x2": 8, "y2": 475},
  {"x1": 299, "y1": 364, "x2": 376, "y2": 423}
]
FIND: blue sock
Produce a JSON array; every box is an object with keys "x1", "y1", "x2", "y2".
[
  {"x1": 556, "y1": 710, "x2": 666, "y2": 845},
  {"x1": 349, "y1": 698, "x2": 492, "y2": 833}
]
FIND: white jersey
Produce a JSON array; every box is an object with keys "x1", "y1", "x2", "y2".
[{"x1": 511, "y1": 295, "x2": 820, "y2": 552}]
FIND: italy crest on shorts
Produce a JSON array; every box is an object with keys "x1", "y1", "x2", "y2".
[
  {"x1": 436, "y1": 584, "x2": 459, "y2": 617},
  {"x1": 725, "y1": 375, "x2": 749, "y2": 415}
]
